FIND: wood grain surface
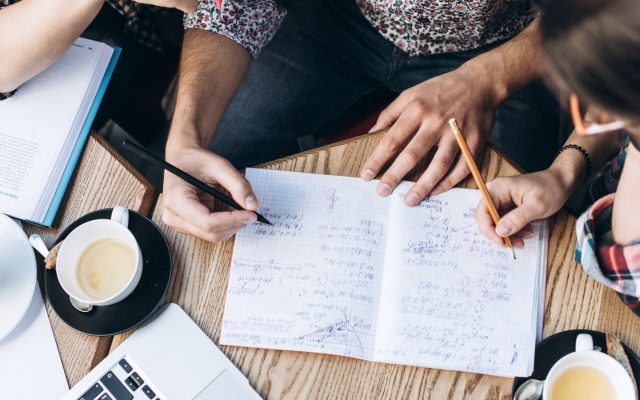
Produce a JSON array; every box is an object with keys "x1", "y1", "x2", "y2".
[
  {"x1": 110, "y1": 131, "x2": 638, "y2": 399},
  {"x1": 23, "y1": 134, "x2": 155, "y2": 386}
]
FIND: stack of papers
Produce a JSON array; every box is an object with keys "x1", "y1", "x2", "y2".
[
  {"x1": 0, "y1": 38, "x2": 119, "y2": 226},
  {"x1": 222, "y1": 169, "x2": 548, "y2": 377}
]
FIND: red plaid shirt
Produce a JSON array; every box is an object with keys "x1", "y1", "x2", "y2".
[{"x1": 576, "y1": 145, "x2": 640, "y2": 316}]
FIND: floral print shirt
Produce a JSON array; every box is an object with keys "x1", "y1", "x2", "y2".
[{"x1": 185, "y1": 0, "x2": 535, "y2": 58}]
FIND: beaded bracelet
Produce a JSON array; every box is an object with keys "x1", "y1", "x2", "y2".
[{"x1": 555, "y1": 144, "x2": 592, "y2": 182}]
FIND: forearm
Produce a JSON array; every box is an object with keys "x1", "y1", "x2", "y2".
[
  {"x1": 0, "y1": 0, "x2": 104, "y2": 92},
  {"x1": 612, "y1": 144, "x2": 640, "y2": 244},
  {"x1": 459, "y1": 19, "x2": 543, "y2": 104},
  {"x1": 548, "y1": 130, "x2": 621, "y2": 194},
  {"x1": 166, "y1": 28, "x2": 251, "y2": 156}
]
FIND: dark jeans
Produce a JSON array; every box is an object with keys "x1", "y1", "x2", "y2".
[{"x1": 212, "y1": 0, "x2": 562, "y2": 172}]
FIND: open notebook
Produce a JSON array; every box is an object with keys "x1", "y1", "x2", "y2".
[
  {"x1": 222, "y1": 168, "x2": 547, "y2": 377},
  {"x1": 0, "y1": 38, "x2": 119, "y2": 226}
]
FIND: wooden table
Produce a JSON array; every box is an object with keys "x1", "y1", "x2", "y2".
[
  {"x1": 23, "y1": 134, "x2": 156, "y2": 386},
  {"x1": 29, "y1": 132, "x2": 640, "y2": 399}
]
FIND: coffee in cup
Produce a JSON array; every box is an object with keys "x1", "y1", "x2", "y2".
[
  {"x1": 543, "y1": 333, "x2": 636, "y2": 400},
  {"x1": 549, "y1": 365, "x2": 616, "y2": 400},
  {"x1": 56, "y1": 206, "x2": 143, "y2": 308},
  {"x1": 76, "y1": 238, "x2": 137, "y2": 300}
]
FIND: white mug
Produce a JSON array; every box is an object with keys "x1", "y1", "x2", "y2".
[
  {"x1": 56, "y1": 206, "x2": 142, "y2": 308},
  {"x1": 543, "y1": 333, "x2": 637, "y2": 400}
]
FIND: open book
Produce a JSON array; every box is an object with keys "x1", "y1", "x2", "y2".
[
  {"x1": 0, "y1": 38, "x2": 119, "y2": 226},
  {"x1": 221, "y1": 168, "x2": 547, "y2": 377}
]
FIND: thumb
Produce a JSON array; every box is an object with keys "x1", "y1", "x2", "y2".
[
  {"x1": 495, "y1": 205, "x2": 537, "y2": 237},
  {"x1": 206, "y1": 157, "x2": 260, "y2": 212}
]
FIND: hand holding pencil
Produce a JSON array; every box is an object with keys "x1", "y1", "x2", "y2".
[
  {"x1": 448, "y1": 118, "x2": 517, "y2": 260},
  {"x1": 124, "y1": 140, "x2": 271, "y2": 243}
]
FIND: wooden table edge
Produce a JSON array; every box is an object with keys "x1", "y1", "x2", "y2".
[{"x1": 90, "y1": 133, "x2": 157, "y2": 216}]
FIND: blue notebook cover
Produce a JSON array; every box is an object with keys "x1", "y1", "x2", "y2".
[{"x1": 38, "y1": 45, "x2": 121, "y2": 227}]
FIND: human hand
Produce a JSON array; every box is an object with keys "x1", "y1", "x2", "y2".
[
  {"x1": 162, "y1": 145, "x2": 260, "y2": 243},
  {"x1": 360, "y1": 65, "x2": 501, "y2": 206},
  {"x1": 133, "y1": 0, "x2": 198, "y2": 13},
  {"x1": 474, "y1": 167, "x2": 577, "y2": 247}
]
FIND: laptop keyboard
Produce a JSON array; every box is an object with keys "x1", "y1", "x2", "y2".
[{"x1": 78, "y1": 358, "x2": 161, "y2": 400}]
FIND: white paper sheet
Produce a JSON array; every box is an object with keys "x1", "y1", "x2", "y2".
[
  {"x1": 373, "y1": 184, "x2": 547, "y2": 376},
  {"x1": 0, "y1": 284, "x2": 68, "y2": 399},
  {"x1": 221, "y1": 169, "x2": 547, "y2": 376},
  {"x1": 222, "y1": 170, "x2": 389, "y2": 359}
]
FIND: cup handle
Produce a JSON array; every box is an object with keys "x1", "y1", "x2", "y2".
[
  {"x1": 111, "y1": 206, "x2": 129, "y2": 228},
  {"x1": 576, "y1": 333, "x2": 594, "y2": 352}
]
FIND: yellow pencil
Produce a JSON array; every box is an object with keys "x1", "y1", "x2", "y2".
[{"x1": 448, "y1": 118, "x2": 516, "y2": 260}]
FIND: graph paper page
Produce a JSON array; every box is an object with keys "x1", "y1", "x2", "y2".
[
  {"x1": 373, "y1": 185, "x2": 546, "y2": 376},
  {"x1": 221, "y1": 170, "x2": 546, "y2": 374},
  {"x1": 220, "y1": 168, "x2": 390, "y2": 360}
]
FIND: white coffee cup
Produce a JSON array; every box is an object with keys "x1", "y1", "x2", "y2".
[
  {"x1": 56, "y1": 207, "x2": 142, "y2": 308},
  {"x1": 543, "y1": 333, "x2": 637, "y2": 400}
]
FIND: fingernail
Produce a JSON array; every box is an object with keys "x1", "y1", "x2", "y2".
[
  {"x1": 523, "y1": 230, "x2": 535, "y2": 239},
  {"x1": 405, "y1": 192, "x2": 420, "y2": 206},
  {"x1": 378, "y1": 183, "x2": 392, "y2": 196},
  {"x1": 245, "y1": 195, "x2": 259, "y2": 210},
  {"x1": 361, "y1": 169, "x2": 375, "y2": 181},
  {"x1": 368, "y1": 125, "x2": 379, "y2": 133},
  {"x1": 496, "y1": 221, "x2": 512, "y2": 237},
  {"x1": 431, "y1": 187, "x2": 441, "y2": 196}
]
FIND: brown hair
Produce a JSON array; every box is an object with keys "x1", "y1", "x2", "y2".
[{"x1": 537, "y1": 0, "x2": 640, "y2": 121}]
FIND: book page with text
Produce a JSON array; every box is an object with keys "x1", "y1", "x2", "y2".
[{"x1": 0, "y1": 39, "x2": 106, "y2": 221}]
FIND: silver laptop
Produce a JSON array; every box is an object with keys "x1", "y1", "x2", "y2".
[{"x1": 62, "y1": 303, "x2": 262, "y2": 400}]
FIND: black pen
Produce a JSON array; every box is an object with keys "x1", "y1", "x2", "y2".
[{"x1": 122, "y1": 140, "x2": 272, "y2": 225}]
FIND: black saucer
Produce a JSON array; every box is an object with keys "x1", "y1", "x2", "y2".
[
  {"x1": 512, "y1": 329, "x2": 640, "y2": 398},
  {"x1": 44, "y1": 208, "x2": 172, "y2": 336}
]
